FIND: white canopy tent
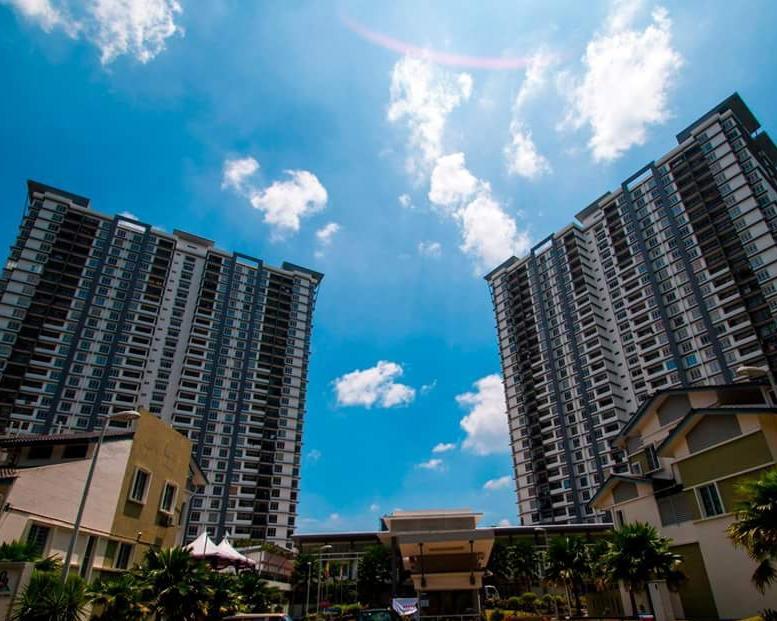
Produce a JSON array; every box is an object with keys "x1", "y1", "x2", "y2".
[{"x1": 185, "y1": 532, "x2": 256, "y2": 570}]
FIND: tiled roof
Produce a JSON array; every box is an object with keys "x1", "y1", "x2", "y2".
[{"x1": 0, "y1": 431, "x2": 134, "y2": 448}]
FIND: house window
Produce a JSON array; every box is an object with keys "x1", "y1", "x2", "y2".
[
  {"x1": 26, "y1": 523, "x2": 50, "y2": 556},
  {"x1": 697, "y1": 483, "x2": 724, "y2": 518},
  {"x1": 128, "y1": 467, "x2": 151, "y2": 504},
  {"x1": 115, "y1": 543, "x2": 134, "y2": 569},
  {"x1": 160, "y1": 482, "x2": 178, "y2": 515},
  {"x1": 62, "y1": 444, "x2": 89, "y2": 459},
  {"x1": 645, "y1": 445, "x2": 660, "y2": 471},
  {"x1": 27, "y1": 445, "x2": 53, "y2": 460},
  {"x1": 615, "y1": 510, "x2": 625, "y2": 528}
]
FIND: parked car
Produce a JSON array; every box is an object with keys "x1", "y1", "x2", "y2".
[{"x1": 356, "y1": 609, "x2": 401, "y2": 621}]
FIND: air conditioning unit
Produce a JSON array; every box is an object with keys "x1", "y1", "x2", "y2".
[{"x1": 160, "y1": 514, "x2": 174, "y2": 527}]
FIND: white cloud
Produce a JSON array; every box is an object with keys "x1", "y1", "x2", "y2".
[
  {"x1": 316, "y1": 222, "x2": 341, "y2": 245},
  {"x1": 369, "y1": 503, "x2": 380, "y2": 513},
  {"x1": 497, "y1": 518, "x2": 512, "y2": 527},
  {"x1": 457, "y1": 192, "x2": 531, "y2": 273},
  {"x1": 307, "y1": 449, "x2": 322, "y2": 462},
  {"x1": 428, "y1": 152, "x2": 480, "y2": 211},
  {"x1": 428, "y1": 153, "x2": 530, "y2": 273},
  {"x1": 3, "y1": 0, "x2": 183, "y2": 63},
  {"x1": 398, "y1": 193, "x2": 413, "y2": 209},
  {"x1": 505, "y1": 122, "x2": 551, "y2": 179},
  {"x1": 329, "y1": 513, "x2": 341, "y2": 522},
  {"x1": 90, "y1": 0, "x2": 183, "y2": 64},
  {"x1": 432, "y1": 442, "x2": 456, "y2": 454},
  {"x1": 417, "y1": 240, "x2": 442, "y2": 258},
  {"x1": 505, "y1": 52, "x2": 554, "y2": 179},
  {"x1": 3, "y1": 0, "x2": 75, "y2": 33},
  {"x1": 249, "y1": 171, "x2": 328, "y2": 237},
  {"x1": 118, "y1": 210, "x2": 139, "y2": 220},
  {"x1": 388, "y1": 55, "x2": 473, "y2": 178},
  {"x1": 334, "y1": 360, "x2": 416, "y2": 409},
  {"x1": 221, "y1": 155, "x2": 328, "y2": 239},
  {"x1": 417, "y1": 458, "x2": 444, "y2": 471},
  {"x1": 483, "y1": 475, "x2": 512, "y2": 491},
  {"x1": 222, "y1": 157, "x2": 259, "y2": 192},
  {"x1": 558, "y1": 0, "x2": 683, "y2": 161},
  {"x1": 457, "y1": 374, "x2": 510, "y2": 455},
  {"x1": 420, "y1": 380, "x2": 437, "y2": 395}
]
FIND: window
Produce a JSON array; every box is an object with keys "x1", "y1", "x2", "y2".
[
  {"x1": 62, "y1": 444, "x2": 88, "y2": 459},
  {"x1": 159, "y1": 482, "x2": 178, "y2": 515},
  {"x1": 27, "y1": 445, "x2": 53, "y2": 460},
  {"x1": 697, "y1": 483, "x2": 724, "y2": 518},
  {"x1": 115, "y1": 543, "x2": 134, "y2": 569},
  {"x1": 26, "y1": 524, "x2": 50, "y2": 556},
  {"x1": 129, "y1": 467, "x2": 151, "y2": 504}
]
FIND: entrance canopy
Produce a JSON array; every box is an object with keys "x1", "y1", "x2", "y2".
[{"x1": 378, "y1": 510, "x2": 495, "y2": 592}]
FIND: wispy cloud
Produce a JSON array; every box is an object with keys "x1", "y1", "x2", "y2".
[
  {"x1": 416, "y1": 458, "x2": 444, "y2": 470},
  {"x1": 388, "y1": 55, "x2": 472, "y2": 179},
  {"x1": 432, "y1": 442, "x2": 456, "y2": 454},
  {"x1": 483, "y1": 475, "x2": 512, "y2": 491},
  {"x1": 333, "y1": 361, "x2": 416, "y2": 409},
  {"x1": 417, "y1": 240, "x2": 442, "y2": 258},
  {"x1": 505, "y1": 51, "x2": 555, "y2": 179},
  {"x1": 3, "y1": 0, "x2": 183, "y2": 64},
  {"x1": 307, "y1": 449, "x2": 322, "y2": 462}
]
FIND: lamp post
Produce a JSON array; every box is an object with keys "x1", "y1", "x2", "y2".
[
  {"x1": 61, "y1": 410, "x2": 141, "y2": 581},
  {"x1": 305, "y1": 561, "x2": 313, "y2": 616},
  {"x1": 736, "y1": 365, "x2": 777, "y2": 404},
  {"x1": 535, "y1": 527, "x2": 560, "y2": 621},
  {"x1": 316, "y1": 544, "x2": 333, "y2": 614}
]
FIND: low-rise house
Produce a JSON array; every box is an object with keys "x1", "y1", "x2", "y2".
[
  {"x1": 590, "y1": 382, "x2": 777, "y2": 619},
  {"x1": 0, "y1": 410, "x2": 205, "y2": 580}
]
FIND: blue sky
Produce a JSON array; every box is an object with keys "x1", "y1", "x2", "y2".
[{"x1": 1, "y1": 0, "x2": 776, "y2": 531}]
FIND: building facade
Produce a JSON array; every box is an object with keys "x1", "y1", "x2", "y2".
[
  {"x1": 294, "y1": 509, "x2": 612, "y2": 619},
  {"x1": 0, "y1": 181, "x2": 323, "y2": 546},
  {"x1": 590, "y1": 383, "x2": 777, "y2": 619},
  {"x1": 0, "y1": 411, "x2": 205, "y2": 579},
  {"x1": 486, "y1": 93, "x2": 777, "y2": 525}
]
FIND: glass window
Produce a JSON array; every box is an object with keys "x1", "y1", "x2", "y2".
[
  {"x1": 115, "y1": 543, "x2": 133, "y2": 569},
  {"x1": 697, "y1": 483, "x2": 724, "y2": 517},
  {"x1": 160, "y1": 482, "x2": 178, "y2": 514},
  {"x1": 26, "y1": 523, "x2": 50, "y2": 556},
  {"x1": 129, "y1": 468, "x2": 151, "y2": 503}
]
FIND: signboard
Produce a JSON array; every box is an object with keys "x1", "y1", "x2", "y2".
[
  {"x1": 392, "y1": 598, "x2": 418, "y2": 617},
  {"x1": 0, "y1": 568, "x2": 18, "y2": 597}
]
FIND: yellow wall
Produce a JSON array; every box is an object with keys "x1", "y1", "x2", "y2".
[{"x1": 110, "y1": 411, "x2": 193, "y2": 564}]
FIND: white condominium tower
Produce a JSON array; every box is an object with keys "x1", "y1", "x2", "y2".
[
  {"x1": 0, "y1": 181, "x2": 322, "y2": 547},
  {"x1": 486, "y1": 94, "x2": 777, "y2": 525}
]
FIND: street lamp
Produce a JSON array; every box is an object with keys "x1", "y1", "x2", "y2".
[
  {"x1": 736, "y1": 365, "x2": 777, "y2": 404},
  {"x1": 305, "y1": 560, "x2": 313, "y2": 616},
  {"x1": 535, "y1": 527, "x2": 559, "y2": 621},
  {"x1": 61, "y1": 410, "x2": 141, "y2": 581},
  {"x1": 316, "y1": 544, "x2": 333, "y2": 614}
]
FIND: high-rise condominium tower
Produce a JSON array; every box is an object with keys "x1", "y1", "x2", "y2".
[
  {"x1": 0, "y1": 181, "x2": 322, "y2": 546},
  {"x1": 486, "y1": 94, "x2": 777, "y2": 525}
]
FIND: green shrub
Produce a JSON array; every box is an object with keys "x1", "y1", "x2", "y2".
[
  {"x1": 518, "y1": 592, "x2": 539, "y2": 612},
  {"x1": 506, "y1": 596, "x2": 522, "y2": 611}
]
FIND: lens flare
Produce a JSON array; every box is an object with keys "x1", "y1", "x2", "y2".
[{"x1": 341, "y1": 12, "x2": 530, "y2": 71}]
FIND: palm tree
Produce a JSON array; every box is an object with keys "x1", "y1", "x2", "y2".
[
  {"x1": 602, "y1": 523, "x2": 683, "y2": 616},
  {"x1": 205, "y1": 570, "x2": 243, "y2": 620},
  {"x1": 544, "y1": 536, "x2": 589, "y2": 615},
  {"x1": 727, "y1": 467, "x2": 777, "y2": 593},
  {"x1": 12, "y1": 571, "x2": 87, "y2": 621},
  {"x1": 236, "y1": 570, "x2": 282, "y2": 612},
  {"x1": 511, "y1": 541, "x2": 539, "y2": 593},
  {"x1": 88, "y1": 572, "x2": 149, "y2": 620},
  {"x1": 137, "y1": 546, "x2": 213, "y2": 620}
]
